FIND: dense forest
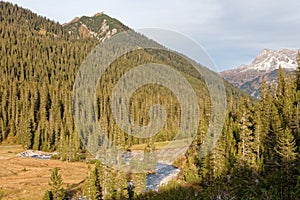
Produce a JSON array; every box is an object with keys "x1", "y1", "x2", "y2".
[
  {"x1": 0, "y1": 2, "x2": 94, "y2": 159},
  {"x1": 0, "y1": 2, "x2": 299, "y2": 200},
  {"x1": 143, "y1": 65, "x2": 300, "y2": 200},
  {"x1": 0, "y1": 1, "x2": 240, "y2": 159}
]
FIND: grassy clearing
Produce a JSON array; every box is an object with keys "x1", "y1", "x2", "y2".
[
  {"x1": 0, "y1": 145, "x2": 87, "y2": 200},
  {"x1": 130, "y1": 141, "x2": 170, "y2": 150},
  {"x1": 130, "y1": 139, "x2": 192, "y2": 151},
  {"x1": 0, "y1": 145, "x2": 23, "y2": 159}
]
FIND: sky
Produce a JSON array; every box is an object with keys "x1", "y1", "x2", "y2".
[{"x1": 5, "y1": 0, "x2": 300, "y2": 71}]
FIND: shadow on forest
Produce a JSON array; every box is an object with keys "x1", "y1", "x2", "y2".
[{"x1": 132, "y1": 162, "x2": 299, "y2": 200}]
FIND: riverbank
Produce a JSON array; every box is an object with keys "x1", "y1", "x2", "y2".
[
  {"x1": 0, "y1": 146, "x2": 181, "y2": 199},
  {"x1": 0, "y1": 157, "x2": 87, "y2": 200},
  {"x1": 17, "y1": 150, "x2": 57, "y2": 160}
]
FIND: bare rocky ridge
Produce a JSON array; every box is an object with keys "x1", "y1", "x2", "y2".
[
  {"x1": 63, "y1": 12, "x2": 128, "y2": 42},
  {"x1": 221, "y1": 49, "x2": 299, "y2": 97}
]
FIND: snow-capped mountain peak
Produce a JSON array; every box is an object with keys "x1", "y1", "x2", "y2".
[
  {"x1": 238, "y1": 48, "x2": 298, "y2": 72},
  {"x1": 221, "y1": 48, "x2": 299, "y2": 97}
]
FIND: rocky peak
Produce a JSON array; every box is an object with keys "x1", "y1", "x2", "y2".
[
  {"x1": 238, "y1": 48, "x2": 298, "y2": 72},
  {"x1": 63, "y1": 12, "x2": 129, "y2": 42},
  {"x1": 221, "y1": 48, "x2": 299, "y2": 97}
]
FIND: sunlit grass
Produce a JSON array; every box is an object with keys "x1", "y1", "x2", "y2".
[{"x1": 130, "y1": 139, "x2": 192, "y2": 151}]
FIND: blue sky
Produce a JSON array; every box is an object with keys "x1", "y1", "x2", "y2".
[{"x1": 5, "y1": 0, "x2": 300, "y2": 71}]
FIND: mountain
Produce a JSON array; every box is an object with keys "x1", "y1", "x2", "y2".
[
  {"x1": 1, "y1": 2, "x2": 299, "y2": 200},
  {"x1": 63, "y1": 12, "x2": 129, "y2": 42},
  {"x1": 0, "y1": 1, "x2": 244, "y2": 151},
  {"x1": 221, "y1": 49, "x2": 299, "y2": 97}
]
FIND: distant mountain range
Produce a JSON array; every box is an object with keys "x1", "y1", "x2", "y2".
[{"x1": 221, "y1": 49, "x2": 299, "y2": 97}]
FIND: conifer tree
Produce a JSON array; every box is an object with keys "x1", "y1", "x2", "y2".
[
  {"x1": 296, "y1": 51, "x2": 300, "y2": 91},
  {"x1": 84, "y1": 162, "x2": 103, "y2": 200},
  {"x1": 275, "y1": 128, "x2": 298, "y2": 199},
  {"x1": 293, "y1": 51, "x2": 300, "y2": 147},
  {"x1": 253, "y1": 107, "x2": 263, "y2": 171},
  {"x1": 237, "y1": 98, "x2": 255, "y2": 170},
  {"x1": 275, "y1": 128, "x2": 297, "y2": 170},
  {"x1": 19, "y1": 117, "x2": 35, "y2": 149},
  {"x1": 93, "y1": 161, "x2": 103, "y2": 200},
  {"x1": 266, "y1": 103, "x2": 283, "y2": 163},
  {"x1": 84, "y1": 165, "x2": 95, "y2": 199},
  {"x1": 33, "y1": 125, "x2": 41, "y2": 150},
  {"x1": 276, "y1": 66, "x2": 286, "y2": 98},
  {"x1": 48, "y1": 167, "x2": 66, "y2": 200}
]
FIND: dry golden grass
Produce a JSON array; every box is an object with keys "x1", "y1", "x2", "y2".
[
  {"x1": 0, "y1": 146, "x2": 88, "y2": 200},
  {"x1": 0, "y1": 145, "x2": 23, "y2": 159},
  {"x1": 130, "y1": 139, "x2": 191, "y2": 150}
]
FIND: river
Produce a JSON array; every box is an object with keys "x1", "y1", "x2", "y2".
[
  {"x1": 146, "y1": 163, "x2": 180, "y2": 191},
  {"x1": 18, "y1": 150, "x2": 180, "y2": 191}
]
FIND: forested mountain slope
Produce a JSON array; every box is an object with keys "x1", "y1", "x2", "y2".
[
  {"x1": 0, "y1": 2, "x2": 241, "y2": 157},
  {"x1": 0, "y1": 2, "x2": 95, "y2": 156}
]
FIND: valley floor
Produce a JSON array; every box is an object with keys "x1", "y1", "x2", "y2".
[{"x1": 0, "y1": 146, "x2": 87, "y2": 200}]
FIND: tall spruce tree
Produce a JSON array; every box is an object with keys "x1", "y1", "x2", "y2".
[
  {"x1": 237, "y1": 98, "x2": 255, "y2": 170},
  {"x1": 275, "y1": 128, "x2": 297, "y2": 199},
  {"x1": 253, "y1": 107, "x2": 263, "y2": 171},
  {"x1": 84, "y1": 162, "x2": 103, "y2": 200},
  {"x1": 296, "y1": 51, "x2": 300, "y2": 91},
  {"x1": 48, "y1": 167, "x2": 66, "y2": 200}
]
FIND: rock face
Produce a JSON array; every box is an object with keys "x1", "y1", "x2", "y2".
[
  {"x1": 78, "y1": 24, "x2": 93, "y2": 39},
  {"x1": 63, "y1": 12, "x2": 129, "y2": 43},
  {"x1": 221, "y1": 49, "x2": 299, "y2": 97}
]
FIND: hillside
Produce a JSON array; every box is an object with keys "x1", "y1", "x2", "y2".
[
  {"x1": 0, "y1": 2, "x2": 299, "y2": 200},
  {"x1": 0, "y1": 1, "x2": 244, "y2": 152},
  {"x1": 0, "y1": 1, "x2": 95, "y2": 154}
]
